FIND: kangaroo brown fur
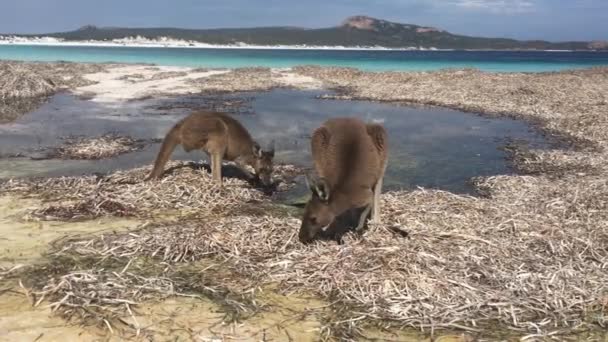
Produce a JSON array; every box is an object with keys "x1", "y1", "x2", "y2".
[
  {"x1": 146, "y1": 111, "x2": 275, "y2": 186},
  {"x1": 299, "y1": 117, "x2": 388, "y2": 243}
]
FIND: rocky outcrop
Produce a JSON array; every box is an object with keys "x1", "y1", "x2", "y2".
[
  {"x1": 341, "y1": 16, "x2": 379, "y2": 30},
  {"x1": 588, "y1": 41, "x2": 608, "y2": 50},
  {"x1": 416, "y1": 27, "x2": 443, "y2": 33}
]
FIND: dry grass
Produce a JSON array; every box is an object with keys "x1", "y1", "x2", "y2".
[{"x1": 49, "y1": 134, "x2": 149, "y2": 160}]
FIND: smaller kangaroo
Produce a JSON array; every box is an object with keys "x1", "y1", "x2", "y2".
[
  {"x1": 146, "y1": 111, "x2": 275, "y2": 186},
  {"x1": 299, "y1": 117, "x2": 388, "y2": 244}
]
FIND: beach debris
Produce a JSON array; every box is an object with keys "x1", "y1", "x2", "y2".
[
  {"x1": 0, "y1": 161, "x2": 301, "y2": 221},
  {"x1": 0, "y1": 61, "x2": 111, "y2": 123},
  {"x1": 48, "y1": 134, "x2": 150, "y2": 160},
  {"x1": 189, "y1": 67, "x2": 282, "y2": 93},
  {"x1": 13, "y1": 174, "x2": 607, "y2": 336},
  {"x1": 118, "y1": 71, "x2": 189, "y2": 83},
  {"x1": 0, "y1": 65, "x2": 55, "y2": 99},
  {"x1": 153, "y1": 95, "x2": 255, "y2": 115},
  {"x1": 0, "y1": 60, "x2": 108, "y2": 99},
  {"x1": 293, "y1": 66, "x2": 608, "y2": 149}
]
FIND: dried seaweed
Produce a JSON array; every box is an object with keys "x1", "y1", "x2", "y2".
[
  {"x1": 0, "y1": 161, "x2": 301, "y2": 221},
  {"x1": 48, "y1": 134, "x2": 149, "y2": 160},
  {"x1": 35, "y1": 180, "x2": 608, "y2": 336},
  {"x1": 189, "y1": 67, "x2": 282, "y2": 93},
  {"x1": 293, "y1": 66, "x2": 608, "y2": 149},
  {"x1": 0, "y1": 60, "x2": 110, "y2": 122}
]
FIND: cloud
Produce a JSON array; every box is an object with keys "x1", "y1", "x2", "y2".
[{"x1": 452, "y1": 0, "x2": 535, "y2": 13}]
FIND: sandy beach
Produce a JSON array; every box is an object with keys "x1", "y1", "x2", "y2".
[
  {"x1": 0, "y1": 60, "x2": 607, "y2": 340},
  {"x1": 0, "y1": 36, "x2": 437, "y2": 51}
]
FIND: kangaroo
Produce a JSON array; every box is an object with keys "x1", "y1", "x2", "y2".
[
  {"x1": 146, "y1": 111, "x2": 275, "y2": 186},
  {"x1": 299, "y1": 117, "x2": 388, "y2": 244}
]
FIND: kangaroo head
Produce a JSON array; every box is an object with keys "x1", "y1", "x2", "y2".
[
  {"x1": 251, "y1": 140, "x2": 275, "y2": 187},
  {"x1": 299, "y1": 174, "x2": 336, "y2": 244}
]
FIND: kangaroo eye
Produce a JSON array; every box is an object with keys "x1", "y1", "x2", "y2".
[{"x1": 309, "y1": 217, "x2": 317, "y2": 224}]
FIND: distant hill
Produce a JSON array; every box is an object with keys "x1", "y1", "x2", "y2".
[{"x1": 11, "y1": 16, "x2": 608, "y2": 50}]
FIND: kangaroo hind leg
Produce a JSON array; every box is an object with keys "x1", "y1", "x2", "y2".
[{"x1": 210, "y1": 151, "x2": 224, "y2": 186}]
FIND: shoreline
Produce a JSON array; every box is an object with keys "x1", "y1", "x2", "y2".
[
  {"x1": 0, "y1": 38, "x2": 443, "y2": 51},
  {"x1": 0, "y1": 38, "x2": 596, "y2": 52}
]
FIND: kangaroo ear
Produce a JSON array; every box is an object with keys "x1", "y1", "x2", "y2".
[
  {"x1": 252, "y1": 142, "x2": 262, "y2": 158},
  {"x1": 315, "y1": 178, "x2": 330, "y2": 202},
  {"x1": 305, "y1": 173, "x2": 330, "y2": 202}
]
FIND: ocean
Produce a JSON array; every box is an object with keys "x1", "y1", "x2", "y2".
[{"x1": 1, "y1": 44, "x2": 608, "y2": 72}]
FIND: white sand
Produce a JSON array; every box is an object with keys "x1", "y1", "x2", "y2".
[
  {"x1": 0, "y1": 35, "x2": 428, "y2": 51},
  {"x1": 73, "y1": 65, "x2": 323, "y2": 103},
  {"x1": 272, "y1": 68, "x2": 324, "y2": 89},
  {"x1": 73, "y1": 65, "x2": 228, "y2": 102}
]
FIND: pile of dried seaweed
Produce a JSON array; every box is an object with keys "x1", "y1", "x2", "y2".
[
  {"x1": 118, "y1": 70, "x2": 189, "y2": 83},
  {"x1": 0, "y1": 61, "x2": 110, "y2": 123},
  {"x1": 0, "y1": 60, "x2": 108, "y2": 99},
  {"x1": 49, "y1": 134, "x2": 148, "y2": 160},
  {"x1": 1, "y1": 161, "x2": 302, "y2": 221},
  {"x1": 36, "y1": 172, "x2": 608, "y2": 336},
  {"x1": 0, "y1": 64, "x2": 55, "y2": 99},
  {"x1": 1, "y1": 161, "x2": 267, "y2": 221},
  {"x1": 10, "y1": 140, "x2": 604, "y2": 337},
  {"x1": 189, "y1": 67, "x2": 282, "y2": 93}
]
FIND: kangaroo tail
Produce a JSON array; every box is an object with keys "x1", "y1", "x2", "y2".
[{"x1": 146, "y1": 124, "x2": 181, "y2": 180}]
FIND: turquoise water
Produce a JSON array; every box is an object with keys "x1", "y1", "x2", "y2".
[{"x1": 1, "y1": 45, "x2": 608, "y2": 72}]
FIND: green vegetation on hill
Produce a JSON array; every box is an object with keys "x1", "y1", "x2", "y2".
[{"x1": 14, "y1": 16, "x2": 607, "y2": 50}]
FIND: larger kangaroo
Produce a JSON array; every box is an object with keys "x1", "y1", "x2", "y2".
[
  {"x1": 146, "y1": 111, "x2": 275, "y2": 186},
  {"x1": 299, "y1": 117, "x2": 388, "y2": 244}
]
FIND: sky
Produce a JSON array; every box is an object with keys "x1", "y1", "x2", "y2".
[{"x1": 1, "y1": 0, "x2": 606, "y2": 41}]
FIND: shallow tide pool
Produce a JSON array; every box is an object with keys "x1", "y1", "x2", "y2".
[{"x1": 0, "y1": 89, "x2": 550, "y2": 193}]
